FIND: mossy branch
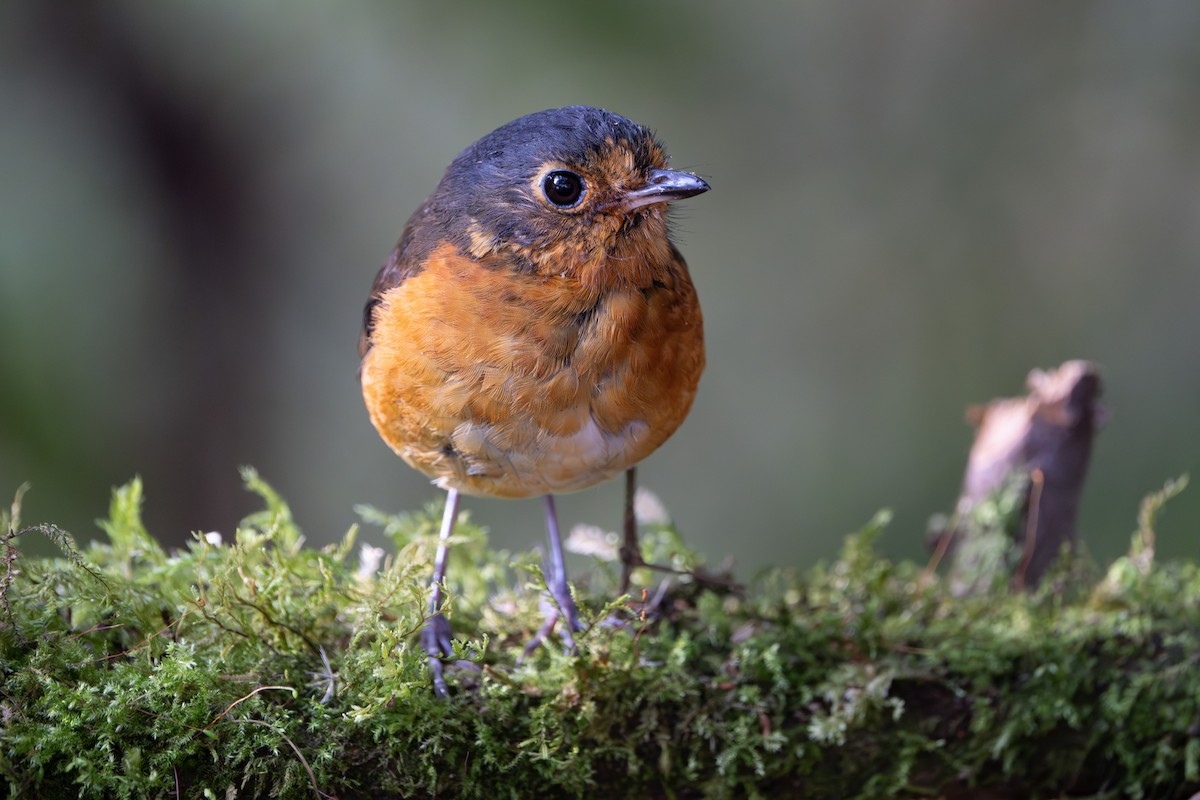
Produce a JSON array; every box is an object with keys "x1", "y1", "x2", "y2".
[{"x1": 0, "y1": 473, "x2": 1196, "y2": 800}]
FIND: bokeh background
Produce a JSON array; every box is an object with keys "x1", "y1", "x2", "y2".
[{"x1": 2, "y1": 1, "x2": 1198, "y2": 574}]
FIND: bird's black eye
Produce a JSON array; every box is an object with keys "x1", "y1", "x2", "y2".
[{"x1": 542, "y1": 170, "x2": 585, "y2": 208}]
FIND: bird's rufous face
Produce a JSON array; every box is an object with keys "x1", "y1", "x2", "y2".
[{"x1": 465, "y1": 134, "x2": 674, "y2": 280}]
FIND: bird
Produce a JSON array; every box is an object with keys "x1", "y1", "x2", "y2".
[{"x1": 358, "y1": 106, "x2": 709, "y2": 694}]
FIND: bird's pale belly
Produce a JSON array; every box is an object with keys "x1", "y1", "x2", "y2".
[
  {"x1": 412, "y1": 404, "x2": 651, "y2": 498},
  {"x1": 361, "y1": 339, "x2": 695, "y2": 498}
]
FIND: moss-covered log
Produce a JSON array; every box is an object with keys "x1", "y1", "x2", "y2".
[{"x1": 1, "y1": 472, "x2": 1196, "y2": 799}]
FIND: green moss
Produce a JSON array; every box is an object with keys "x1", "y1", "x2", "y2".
[{"x1": 0, "y1": 472, "x2": 1196, "y2": 799}]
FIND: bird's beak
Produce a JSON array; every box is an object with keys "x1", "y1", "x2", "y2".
[{"x1": 623, "y1": 169, "x2": 711, "y2": 212}]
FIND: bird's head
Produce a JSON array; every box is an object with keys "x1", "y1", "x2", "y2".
[{"x1": 419, "y1": 106, "x2": 709, "y2": 285}]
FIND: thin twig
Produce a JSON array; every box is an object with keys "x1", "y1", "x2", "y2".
[
  {"x1": 204, "y1": 685, "x2": 295, "y2": 731},
  {"x1": 230, "y1": 591, "x2": 322, "y2": 655},
  {"x1": 232, "y1": 717, "x2": 333, "y2": 799},
  {"x1": 84, "y1": 612, "x2": 190, "y2": 665},
  {"x1": 921, "y1": 520, "x2": 957, "y2": 590}
]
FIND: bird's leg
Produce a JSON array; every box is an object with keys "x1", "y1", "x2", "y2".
[
  {"x1": 520, "y1": 495, "x2": 582, "y2": 662},
  {"x1": 619, "y1": 466, "x2": 638, "y2": 594},
  {"x1": 543, "y1": 494, "x2": 583, "y2": 638},
  {"x1": 422, "y1": 488, "x2": 459, "y2": 696},
  {"x1": 614, "y1": 467, "x2": 740, "y2": 597}
]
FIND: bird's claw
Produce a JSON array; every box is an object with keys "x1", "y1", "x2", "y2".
[
  {"x1": 422, "y1": 612, "x2": 455, "y2": 697},
  {"x1": 517, "y1": 585, "x2": 583, "y2": 664}
]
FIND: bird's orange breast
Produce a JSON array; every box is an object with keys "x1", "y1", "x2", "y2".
[{"x1": 360, "y1": 242, "x2": 704, "y2": 497}]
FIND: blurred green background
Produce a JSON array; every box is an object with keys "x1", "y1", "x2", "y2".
[{"x1": 2, "y1": 1, "x2": 1197, "y2": 574}]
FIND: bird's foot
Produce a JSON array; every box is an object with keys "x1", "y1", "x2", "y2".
[
  {"x1": 619, "y1": 555, "x2": 742, "y2": 595},
  {"x1": 421, "y1": 612, "x2": 455, "y2": 697},
  {"x1": 517, "y1": 585, "x2": 583, "y2": 664}
]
